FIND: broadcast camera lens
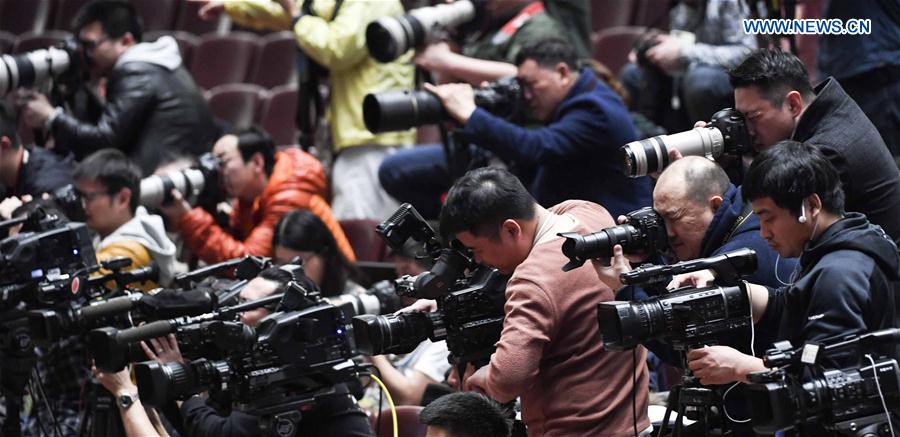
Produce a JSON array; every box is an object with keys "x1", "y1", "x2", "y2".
[
  {"x1": 363, "y1": 90, "x2": 446, "y2": 133},
  {"x1": 352, "y1": 312, "x2": 436, "y2": 356},
  {"x1": 134, "y1": 359, "x2": 221, "y2": 408}
]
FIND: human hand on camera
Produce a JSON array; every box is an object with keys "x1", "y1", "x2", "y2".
[
  {"x1": 396, "y1": 299, "x2": 438, "y2": 314},
  {"x1": 22, "y1": 93, "x2": 55, "y2": 129},
  {"x1": 423, "y1": 82, "x2": 477, "y2": 124},
  {"x1": 93, "y1": 362, "x2": 139, "y2": 397},
  {"x1": 687, "y1": 346, "x2": 765, "y2": 385},
  {"x1": 648, "y1": 148, "x2": 683, "y2": 180},
  {"x1": 158, "y1": 189, "x2": 192, "y2": 223},
  {"x1": 591, "y1": 243, "x2": 633, "y2": 292},
  {"x1": 646, "y1": 34, "x2": 683, "y2": 72},
  {"x1": 141, "y1": 334, "x2": 184, "y2": 364},
  {"x1": 668, "y1": 268, "x2": 715, "y2": 289},
  {"x1": 0, "y1": 196, "x2": 24, "y2": 220}
]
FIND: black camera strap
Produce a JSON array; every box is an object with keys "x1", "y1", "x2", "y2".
[
  {"x1": 719, "y1": 201, "x2": 754, "y2": 248},
  {"x1": 295, "y1": 0, "x2": 344, "y2": 151}
]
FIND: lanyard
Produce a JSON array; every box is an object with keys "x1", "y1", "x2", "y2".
[{"x1": 491, "y1": 2, "x2": 545, "y2": 46}]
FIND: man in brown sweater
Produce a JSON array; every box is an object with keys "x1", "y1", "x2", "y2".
[{"x1": 440, "y1": 167, "x2": 651, "y2": 436}]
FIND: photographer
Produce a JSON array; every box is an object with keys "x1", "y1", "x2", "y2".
[
  {"x1": 726, "y1": 48, "x2": 900, "y2": 245},
  {"x1": 196, "y1": 0, "x2": 414, "y2": 221},
  {"x1": 21, "y1": 0, "x2": 217, "y2": 176},
  {"x1": 178, "y1": 267, "x2": 374, "y2": 437},
  {"x1": 76, "y1": 148, "x2": 177, "y2": 288},
  {"x1": 381, "y1": 38, "x2": 651, "y2": 221},
  {"x1": 161, "y1": 128, "x2": 355, "y2": 265},
  {"x1": 620, "y1": 0, "x2": 756, "y2": 131},
  {"x1": 442, "y1": 167, "x2": 650, "y2": 436},
  {"x1": 684, "y1": 141, "x2": 900, "y2": 387},
  {"x1": 0, "y1": 103, "x2": 73, "y2": 203}
]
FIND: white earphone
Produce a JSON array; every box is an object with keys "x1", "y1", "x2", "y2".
[{"x1": 798, "y1": 203, "x2": 807, "y2": 223}]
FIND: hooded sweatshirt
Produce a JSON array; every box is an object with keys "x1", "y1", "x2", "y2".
[
  {"x1": 762, "y1": 212, "x2": 900, "y2": 368},
  {"x1": 97, "y1": 207, "x2": 177, "y2": 289},
  {"x1": 115, "y1": 36, "x2": 182, "y2": 71}
]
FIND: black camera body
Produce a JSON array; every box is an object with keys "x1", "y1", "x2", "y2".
[
  {"x1": 352, "y1": 204, "x2": 507, "y2": 367},
  {"x1": 746, "y1": 330, "x2": 900, "y2": 435},
  {"x1": 0, "y1": 222, "x2": 97, "y2": 308},
  {"x1": 559, "y1": 206, "x2": 667, "y2": 272},
  {"x1": 363, "y1": 76, "x2": 522, "y2": 133},
  {"x1": 596, "y1": 248, "x2": 757, "y2": 351}
]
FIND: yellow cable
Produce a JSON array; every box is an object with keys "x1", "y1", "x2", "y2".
[{"x1": 369, "y1": 374, "x2": 399, "y2": 437}]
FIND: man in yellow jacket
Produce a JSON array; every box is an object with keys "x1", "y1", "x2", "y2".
[{"x1": 199, "y1": 0, "x2": 416, "y2": 221}]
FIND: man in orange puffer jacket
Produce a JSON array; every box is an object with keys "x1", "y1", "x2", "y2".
[{"x1": 161, "y1": 127, "x2": 355, "y2": 264}]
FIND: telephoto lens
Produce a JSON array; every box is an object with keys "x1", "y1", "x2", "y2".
[
  {"x1": 352, "y1": 311, "x2": 444, "y2": 356},
  {"x1": 139, "y1": 153, "x2": 219, "y2": 208},
  {"x1": 366, "y1": 0, "x2": 476, "y2": 63},
  {"x1": 558, "y1": 207, "x2": 667, "y2": 271},
  {"x1": 620, "y1": 108, "x2": 751, "y2": 177}
]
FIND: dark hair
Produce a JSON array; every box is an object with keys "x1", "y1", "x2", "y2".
[
  {"x1": 272, "y1": 209, "x2": 362, "y2": 297},
  {"x1": 728, "y1": 49, "x2": 814, "y2": 105},
  {"x1": 235, "y1": 127, "x2": 277, "y2": 176},
  {"x1": 440, "y1": 167, "x2": 536, "y2": 240},
  {"x1": 515, "y1": 37, "x2": 578, "y2": 71},
  {"x1": 742, "y1": 140, "x2": 845, "y2": 216},
  {"x1": 74, "y1": 148, "x2": 142, "y2": 213},
  {"x1": 73, "y1": 0, "x2": 143, "y2": 42},
  {"x1": 0, "y1": 103, "x2": 21, "y2": 148},
  {"x1": 419, "y1": 392, "x2": 512, "y2": 437}
]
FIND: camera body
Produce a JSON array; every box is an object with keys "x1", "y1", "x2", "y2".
[
  {"x1": 363, "y1": 76, "x2": 522, "y2": 133},
  {"x1": 0, "y1": 222, "x2": 97, "y2": 308},
  {"x1": 596, "y1": 249, "x2": 757, "y2": 351},
  {"x1": 746, "y1": 331, "x2": 900, "y2": 435},
  {"x1": 559, "y1": 206, "x2": 667, "y2": 271},
  {"x1": 621, "y1": 108, "x2": 753, "y2": 177}
]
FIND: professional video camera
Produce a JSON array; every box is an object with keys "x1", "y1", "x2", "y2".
[
  {"x1": 621, "y1": 108, "x2": 753, "y2": 177},
  {"x1": 140, "y1": 152, "x2": 221, "y2": 210},
  {"x1": 0, "y1": 37, "x2": 86, "y2": 96},
  {"x1": 132, "y1": 277, "x2": 359, "y2": 436},
  {"x1": 366, "y1": 0, "x2": 478, "y2": 63},
  {"x1": 363, "y1": 76, "x2": 522, "y2": 133},
  {"x1": 558, "y1": 206, "x2": 667, "y2": 272},
  {"x1": 0, "y1": 222, "x2": 97, "y2": 308},
  {"x1": 747, "y1": 329, "x2": 900, "y2": 436},
  {"x1": 352, "y1": 204, "x2": 506, "y2": 369},
  {"x1": 597, "y1": 248, "x2": 757, "y2": 351}
]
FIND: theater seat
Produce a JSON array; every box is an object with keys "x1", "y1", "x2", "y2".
[
  {"x1": 371, "y1": 406, "x2": 427, "y2": 437},
  {"x1": 132, "y1": 0, "x2": 179, "y2": 32},
  {"x1": 592, "y1": 26, "x2": 647, "y2": 76},
  {"x1": 249, "y1": 31, "x2": 297, "y2": 89},
  {"x1": 175, "y1": 0, "x2": 226, "y2": 35},
  {"x1": 257, "y1": 84, "x2": 298, "y2": 146},
  {"x1": 12, "y1": 30, "x2": 73, "y2": 54},
  {"x1": 633, "y1": 0, "x2": 672, "y2": 29},
  {"x1": 52, "y1": 0, "x2": 91, "y2": 31},
  {"x1": 339, "y1": 219, "x2": 387, "y2": 262},
  {"x1": 592, "y1": 0, "x2": 634, "y2": 33},
  {"x1": 190, "y1": 32, "x2": 259, "y2": 90},
  {"x1": 1, "y1": 0, "x2": 52, "y2": 35},
  {"x1": 206, "y1": 83, "x2": 266, "y2": 130},
  {"x1": 0, "y1": 31, "x2": 15, "y2": 53}
]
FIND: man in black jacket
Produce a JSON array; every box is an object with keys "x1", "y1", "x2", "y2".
[
  {"x1": 22, "y1": 0, "x2": 217, "y2": 175},
  {"x1": 686, "y1": 140, "x2": 900, "y2": 386},
  {"x1": 0, "y1": 103, "x2": 73, "y2": 202},
  {"x1": 727, "y1": 48, "x2": 900, "y2": 245}
]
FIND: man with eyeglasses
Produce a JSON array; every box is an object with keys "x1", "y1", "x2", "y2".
[
  {"x1": 21, "y1": 0, "x2": 217, "y2": 176},
  {"x1": 380, "y1": 37, "x2": 652, "y2": 220},
  {"x1": 75, "y1": 148, "x2": 177, "y2": 289}
]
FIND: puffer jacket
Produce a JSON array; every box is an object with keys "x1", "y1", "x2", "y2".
[
  {"x1": 177, "y1": 148, "x2": 355, "y2": 264},
  {"x1": 51, "y1": 36, "x2": 218, "y2": 175}
]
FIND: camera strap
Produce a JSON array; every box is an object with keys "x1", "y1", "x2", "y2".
[
  {"x1": 720, "y1": 201, "x2": 754, "y2": 248},
  {"x1": 490, "y1": 2, "x2": 546, "y2": 46}
]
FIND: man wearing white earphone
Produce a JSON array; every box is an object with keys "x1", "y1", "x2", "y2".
[{"x1": 686, "y1": 141, "x2": 900, "y2": 397}]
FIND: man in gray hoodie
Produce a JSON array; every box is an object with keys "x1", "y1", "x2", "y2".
[
  {"x1": 75, "y1": 148, "x2": 177, "y2": 288},
  {"x1": 23, "y1": 0, "x2": 217, "y2": 175}
]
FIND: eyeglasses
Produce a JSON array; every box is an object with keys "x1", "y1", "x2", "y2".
[
  {"x1": 78, "y1": 36, "x2": 111, "y2": 51},
  {"x1": 76, "y1": 189, "x2": 112, "y2": 203}
]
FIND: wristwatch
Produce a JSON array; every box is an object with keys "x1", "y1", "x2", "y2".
[{"x1": 117, "y1": 392, "x2": 139, "y2": 410}]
